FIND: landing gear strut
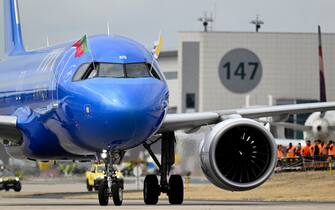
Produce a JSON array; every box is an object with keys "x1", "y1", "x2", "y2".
[
  {"x1": 143, "y1": 132, "x2": 184, "y2": 205},
  {"x1": 98, "y1": 150, "x2": 124, "y2": 206}
]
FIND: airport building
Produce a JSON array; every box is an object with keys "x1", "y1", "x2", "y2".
[{"x1": 159, "y1": 31, "x2": 335, "y2": 138}]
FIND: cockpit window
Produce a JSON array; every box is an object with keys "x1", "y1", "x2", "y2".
[
  {"x1": 73, "y1": 63, "x2": 90, "y2": 81},
  {"x1": 126, "y1": 63, "x2": 150, "y2": 78},
  {"x1": 99, "y1": 63, "x2": 124, "y2": 78},
  {"x1": 72, "y1": 62, "x2": 161, "y2": 81}
]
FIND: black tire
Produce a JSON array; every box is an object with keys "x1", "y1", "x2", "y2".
[
  {"x1": 86, "y1": 179, "x2": 93, "y2": 192},
  {"x1": 98, "y1": 180, "x2": 109, "y2": 206},
  {"x1": 111, "y1": 182, "x2": 123, "y2": 206},
  {"x1": 143, "y1": 175, "x2": 159, "y2": 205},
  {"x1": 5, "y1": 187, "x2": 9, "y2": 191},
  {"x1": 14, "y1": 182, "x2": 21, "y2": 192},
  {"x1": 168, "y1": 175, "x2": 184, "y2": 205}
]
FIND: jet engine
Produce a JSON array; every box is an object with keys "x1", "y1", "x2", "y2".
[{"x1": 200, "y1": 118, "x2": 277, "y2": 191}]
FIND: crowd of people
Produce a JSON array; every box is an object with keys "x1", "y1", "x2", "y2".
[
  {"x1": 277, "y1": 140, "x2": 335, "y2": 170},
  {"x1": 277, "y1": 140, "x2": 335, "y2": 159}
]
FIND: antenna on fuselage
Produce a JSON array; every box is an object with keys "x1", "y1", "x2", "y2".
[
  {"x1": 46, "y1": 36, "x2": 50, "y2": 47},
  {"x1": 107, "y1": 21, "x2": 110, "y2": 36}
]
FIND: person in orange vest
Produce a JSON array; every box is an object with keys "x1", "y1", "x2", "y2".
[
  {"x1": 311, "y1": 140, "x2": 322, "y2": 169},
  {"x1": 277, "y1": 144, "x2": 284, "y2": 159},
  {"x1": 328, "y1": 141, "x2": 335, "y2": 169},
  {"x1": 301, "y1": 140, "x2": 312, "y2": 169},
  {"x1": 310, "y1": 140, "x2": 321, "y2": 157},
  {"x1": 277, "y1": 144, "x2": 284, "y2": 168},
  {"x1": 320, "y1": 142, "x2": 328, "y2": 156},
  {"x1": 286, "y1": 142, "x2": 296, "y2": 158},
  {"x1": 319, "y1": 141, "x2": 328, "y2": 169},
  {"x1": 301, "y1": 140, "x2": 311, "y2": 157},
  {"x1": 328, "y1": 141, "x2": 335, "y2": 158},
  {"x1": 295, "y1": 143, "x2": 302, "y2": 157}
]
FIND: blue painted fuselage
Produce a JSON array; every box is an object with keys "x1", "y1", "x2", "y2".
[{"x1": 0, "y1": 35, "x2": 169, "y2": 159}]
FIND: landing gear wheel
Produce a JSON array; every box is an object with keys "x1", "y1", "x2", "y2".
[
  {"x1": 168, "y1": 175, "x2": 184, "y2": 205},
  {"x1": 143, "y1": 175, "x2": 159, "y2": 205},
  {"x1": 111, "y1": 181, "x2": 123, "y2": 206},
  {"x1": 98, "y1": 180, "x2": 109, "y2": 206},
  {"x1": 86, "y1": 180, "x2": 93, "y2": 192},
  {"x1": 14, "y1": 182, "x2": 21, "y2": 192}
]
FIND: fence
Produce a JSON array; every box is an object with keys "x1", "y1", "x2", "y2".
[{"x1": 275, "y1": 156, "x2": 335, "y2": 173}]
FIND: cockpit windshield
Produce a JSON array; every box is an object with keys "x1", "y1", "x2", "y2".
[
  {"x1": 126, "y1": 63, "x2": 151, "y2": 78},
  {"x1": 99, "y1": 63, "x2": 124, "y2": 78},
  {"x1": 73, "y1": 62, "x2": 160, "y2": 81}
]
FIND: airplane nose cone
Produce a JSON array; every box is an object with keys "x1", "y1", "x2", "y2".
[{"x1": 70, "y1": 78, "x2": 168, "y2": 151}]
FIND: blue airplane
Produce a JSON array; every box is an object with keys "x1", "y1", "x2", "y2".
[{"x1": 1, "y1": 0, "x2": 335, "y2": 206}]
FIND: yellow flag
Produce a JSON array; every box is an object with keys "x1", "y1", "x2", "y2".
[{"x1": 153, "y1": 32, "x2": 163, "y2": 59}]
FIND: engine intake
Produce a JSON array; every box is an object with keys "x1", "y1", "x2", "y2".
[{"x1": 200, "y1": 118, "x2": 277, "y2": 191}]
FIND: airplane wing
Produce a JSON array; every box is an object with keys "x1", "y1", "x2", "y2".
[
  {"x1": 159, "y1": 102, "x2": 335, "y2": 132},
  {"x1": 268, "y1": 122, "x2": 312, "y2": 132},
  {"x1": 0, "y1": 116, "x2": 22, "y2": 143}
]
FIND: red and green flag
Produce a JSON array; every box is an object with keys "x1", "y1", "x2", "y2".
[{"x1": 72, "y1": 35, "x2": 90, "y2": 58}]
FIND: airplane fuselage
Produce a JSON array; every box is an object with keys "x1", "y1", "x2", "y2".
[{"x1": 0, "y1": 35, "x2": 169, "y2": 159}]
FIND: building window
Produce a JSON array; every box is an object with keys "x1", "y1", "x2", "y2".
[
  {"x1": 163, "y1": 71, "x2": 178, "y2": 80},
  {"x1": 186, "y1": 93, "x2": 195, "y2": 109}
]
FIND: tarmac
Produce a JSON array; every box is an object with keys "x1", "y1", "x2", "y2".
[
  {"x1": 1, "y1": 197, "x2": 335, "y2": 210},
  {"x1": 0, "y1": 177, "x2": 334, "y2": 210}
]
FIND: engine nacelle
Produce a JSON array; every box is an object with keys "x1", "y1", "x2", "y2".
[{"x1": 200, "y1": 118, "x2": 277, "y2": 191}]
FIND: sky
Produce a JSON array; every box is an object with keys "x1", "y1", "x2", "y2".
[{"x1": 0, "y1": 0, "x2": 332, "y2": 58}]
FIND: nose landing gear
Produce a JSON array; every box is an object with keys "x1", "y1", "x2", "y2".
[
  {"x1": 98, "y1": 150, "x2": 124, "y2": 206},
  {"x1": 143, "y1": 132, "x2": 184, "y2": 205},
  {"x1": 97, "y1": 131, "x2": 184, "y2": 206}
]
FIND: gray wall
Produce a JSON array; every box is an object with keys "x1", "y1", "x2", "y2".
[{"x1": 181, "y1": 42, "x2": 199, "y2": 112}]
